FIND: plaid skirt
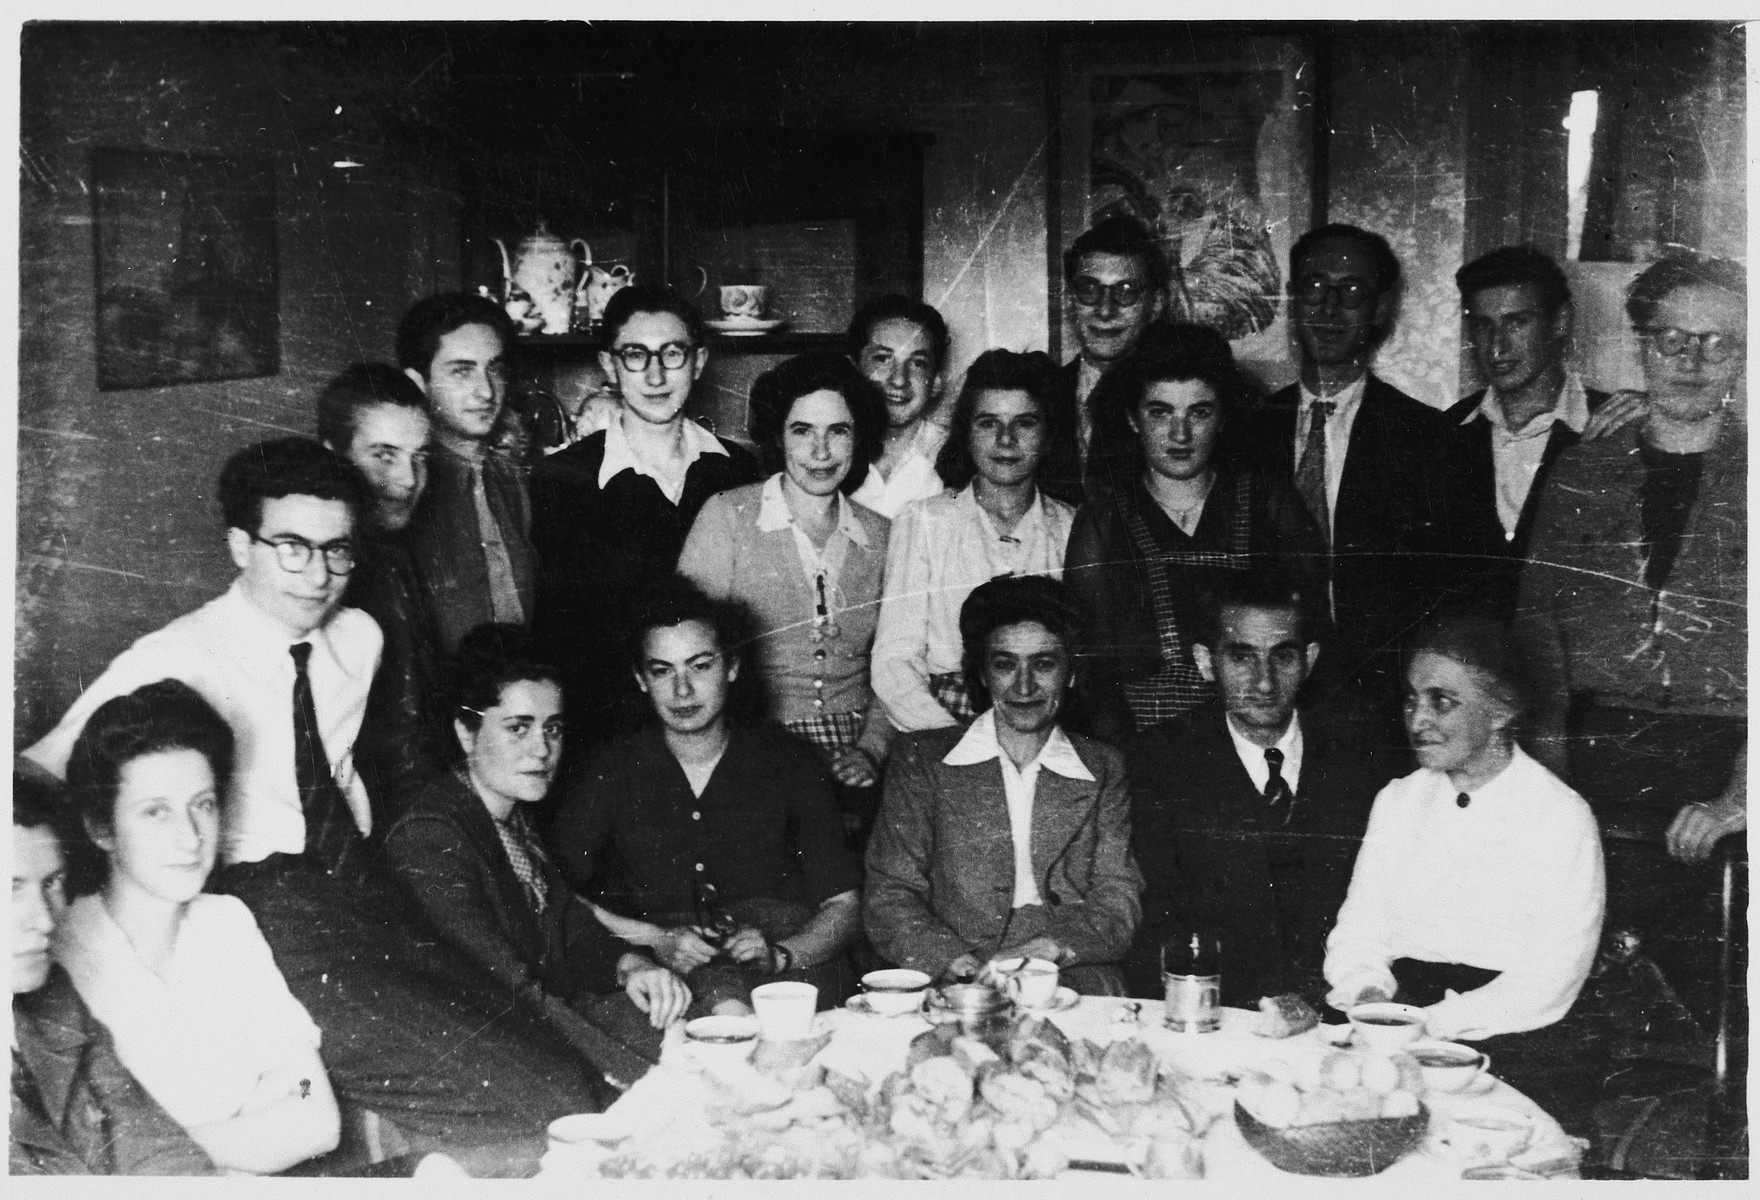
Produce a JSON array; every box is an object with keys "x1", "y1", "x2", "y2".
[
  {"x1": 784, "y1": 711, "x2": 865, "y2": 762},
  {"x1": 928, "y1": 672, "x2": 978, "y2": 723}
]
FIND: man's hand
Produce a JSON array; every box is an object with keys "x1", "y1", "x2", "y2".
[
  {"x1": 623, "y1": 963, "x2": 693, "y2": 1028},
  {"x1": 995, "y1": 935, "x2": 1068, "y2": 966},
  {"x1": 831, "y1": 745, "x2": 880, "y2": 788},
  {"x1": 1583, "y1": 390, "x2": 1649, "y2": 441},
  {"x1": 653, "y1": 927, "x2": 720, "y2": 974},
  {"x1": 722, "y1": 925, "x2": 770, "y2": 965},
  {"x1": 1352, "y1": 985, "x2": 1393, "y2": 1006},
  {"x1": 943, "y1": 953, "x2": 983, "y2": 982},
  {"x1": 1666, "y1": 797, "x2": 1746, "y2": 863}
]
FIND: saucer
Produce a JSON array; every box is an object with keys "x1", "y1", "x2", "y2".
[
  {"x1": 707, "y1": 317, "x2": 786, "y2": 336},
  {"x1": 845, "y1": 993, "x2": 926, "y2": 1018},
  {"x1": 1018, "y1": 986, "x2": 1079, "y2": 1013}
]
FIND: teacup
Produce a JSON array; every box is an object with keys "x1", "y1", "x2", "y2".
[
  {"x1": 1407, "y1": 1038, "x2": 1489, "y2": 1093},
  {"x1": 749, "y1": 980, "x2": 818, "y2": 1041},
  {"x1": 1443, "y1": 1114, "x2": 1532, "y2": 1164},
  {"x1": 1346, "y1": 1001, "x2": 1427, "y2": 1053},
  {"x1": 990, "y1": 956, "x2": 1060, "y2": 1008},
  {"x1": 861, "y1": 968, "x2": 932, "y2": 1016},
  {"x1": 682, "y1": 1014, "x2": 759, "y2": 1067},
  {"x1": 720, "y1": 283, "x2": 768, "y2": 321}
]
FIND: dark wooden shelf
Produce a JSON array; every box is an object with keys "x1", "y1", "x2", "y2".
[{"x1": 515, "y1": 330, "x2": 844, "y2": 356}]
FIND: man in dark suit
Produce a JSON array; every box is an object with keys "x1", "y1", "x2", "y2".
[
  {"x1": 1041, "y1": 215, "x2": 1170, "y2": 505},
  {"x1": 1124, "y1": 573, "x2": 1399, "y2": 1006},
  {"x1": 1239, "y1": 223, "x2": 1471, "y2": 721},
  {"x1": 1445, "y1": 246, "x2": 1611, "y2": 617}
]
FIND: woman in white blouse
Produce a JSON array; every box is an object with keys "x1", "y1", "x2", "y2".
[
  {"x1": 1323, "y1": 615, "x2": 1606, "y2": 1135},
  {"x1": 873, "y1": 349, "x2": 1077, "y2": 730},
  {"x1": 55, "y1": 680, "x2": 340, "y2": 1175}
]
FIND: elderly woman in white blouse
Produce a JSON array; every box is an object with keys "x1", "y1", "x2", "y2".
[
  {"x1": 1323, "y1": 615, "x2": 1606, "y2": 1136},
  {"x1": 872, "y1": 349, "x2": 1077, "y2": 730},
  {"x1": 55, "y1": 681, "x2": 340, "y2": 1175}
]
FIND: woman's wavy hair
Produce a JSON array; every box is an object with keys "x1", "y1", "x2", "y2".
[
  {"x1": 450, "y1": 623, "x2": 565, "y2": 742},
  {"x1": 933, "y1": 349, "x2": 1063, "y2": 491},
  {"x1": 958, "y1": 575, "x2": 1086, "y2": 715},
  {"x1": 746, "y1": 352, "x2": 889, "y2": 495},
  {"x1": 62, "y1": 679, "x2": 235, "y2": 896}
]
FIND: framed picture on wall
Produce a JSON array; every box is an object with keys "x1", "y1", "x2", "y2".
[
  {"x1": 1052, "y1": 30, "x2": 1324, "y2": 387},
  {"x1": 91, "y1": 148, "x2": 280, "y2": 391}
]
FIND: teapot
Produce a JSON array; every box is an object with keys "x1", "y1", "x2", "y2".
[
  {"x1": 494, "y1": 222, "x2": 591, "y2": 336},
  {"x1": 577, "y1": 262, "x2": 635, "y2": 329}
]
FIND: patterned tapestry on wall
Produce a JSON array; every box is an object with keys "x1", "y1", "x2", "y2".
[{"x1": 92, "y1": 149, "x2": 280, "y2": 391}]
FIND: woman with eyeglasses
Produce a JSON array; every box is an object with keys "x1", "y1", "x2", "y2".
[
  {"x1": 677, "y1": 352, "x2": 894, "y2": 801},
  {"x1": 382, "y1": 624, "x2": 691, "y2": 1091},
  {"x1": 530, "y1": 286, "x2": 762, "y2": 746},
  {"x1": 1518, "y1": 252, "x2": 1746, "y2": 1033}
]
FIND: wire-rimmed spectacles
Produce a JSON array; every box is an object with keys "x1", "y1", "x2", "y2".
[
  {"x1": 610, "y1": 341, "x2": 695, "y2": 373},
  {"x1": 1639, "y1": 327, "x2": 1743, "y2": 366},
  {"x1": 1070, "y1": 278, "x2": 1149, "y2": 310},
  {"x1": 250, "y1": 533, "x2": 356, "y2": 576},
  {"x1": 1293, "y1": 277, "x2": 1375, "y2": 310}
]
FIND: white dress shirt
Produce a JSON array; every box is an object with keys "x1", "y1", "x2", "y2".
[
  {"x1": 23, "y1": 580, "x2": 383, "y2": 864},
  {"x1": 1293, "y1": 374, "x2": 1368, "y2": 528},
  {"x1": 55, "y1": 893, "x2": 322, "y2": 1129},
  {"x1": 1223, "y1": 711, "x2": 1305, "y2": 796},
  {"x1": 942, "y1": 710, "x2": 1097, "y2": 907},
  {"x1": 873, "y1": 485, "x2": 1076, "y2": 731},
  {"x1": 598, "y1": 411, "x2": 729, "y2": 504},
  {"x1": 1470, "y1": 373, "x2": 1591, "y2": 540},
  {"x1": 1323, "y1": 748, "x2": 1605, "y2": 1039},
  {"x1": 850, "y1": 421, "x2": 948, "y2": 519}
]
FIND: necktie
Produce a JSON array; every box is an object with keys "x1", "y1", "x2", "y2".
[
  {"x1": 471, "y1": 462, "x2": 526, "y2": 625},
  {"x1": 1294, "y1": 399, "x2": 1334, "y2": 546},
  {"x1": 290, "y1": 642, "x2": 364, "y2": 875},
  {"x1": 1264, "y1": 747, "x2": 1294, "y2": 824}
]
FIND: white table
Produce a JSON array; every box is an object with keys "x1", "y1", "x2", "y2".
[{"x1": 541, "y1": 997, "x2": 1580, "y2": 1180}]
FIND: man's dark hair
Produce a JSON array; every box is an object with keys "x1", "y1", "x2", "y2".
[
  {"x1": 216, "y1": 437, "x2": 368, "y2": 534},
  {"x1": 395, "y1": 293, "x2": 515, "y2": 379},
  {"x1": 1190, "y1": 570, "x2": 1323, "y2": 650},
  {"x1": 845, "y1": 295, "x2": 950, "y2": 372},
  {"x1": 1090, "y1": 322, "x2": 1252, "y2": 465},
  {"x1": 316, "y1": 363, "x2": 429, "y2": 454},
  {"x1": 64, "y1": 680, "x2": 236, "y2": 896},
  {"x1": 1291, "y1": 223, "x2": 1401, "y2": 295},
  {"x1": 600, "y1": 284, "x2": 708, "y2": 348},
  {"x1": 934, "y1": 348, "x2": 1063, "y2": 490},
  {"x1": 1626, "y1": 251, "x2": 1747, "y2": 328},
  {"x1": 1455, "y1": 245, "x2": 1572, "y2": 314},
  {"x1": 959, "y1": 575, "x2": 1084, "y2": 711},
  {"x1": 1063, "y1": 214, "x2": 1171, "y2": 293},
  {"x1": 747, "y1": 352, "x2": 889, "y2": 493},
  {"x1": 624, "y1": 576, "x2": 745, "y2": 672},
  {"x1": 14, "y1": 770, "x2": 68, "y2": 834},
  {"x1": 450, "y1": 622, "x2": 565, "y2": 735}
]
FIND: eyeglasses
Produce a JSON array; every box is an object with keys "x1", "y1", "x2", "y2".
[
  {"x1": 250, "y1": 533, "x2": 356, "y2": 575},
  {"x1": 1294, "y1": 277, "x2": 1376, "y2": 309},
  {"x1": 1070, "y1": 278, "x2": 1149, "y2": 309},
  {"x1": 609, "y1": 341, "x2": 695, "y2": 373},
  {"x1": 1639, "y1": 327, "x2": 1744, "y2": 366}
]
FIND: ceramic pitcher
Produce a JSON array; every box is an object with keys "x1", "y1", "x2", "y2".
[{"x1": 494, "y1": 222, "x2": 591, "y2": 336}]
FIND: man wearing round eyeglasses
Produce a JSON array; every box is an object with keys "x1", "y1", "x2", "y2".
[
  {"x1": 1044, "y1": 215, "x2": 1170, "y2": 504},
  {"x1": 23, "y1": 436, "x2": 625, "y2": 1163},
  {"x1": 531, "y1": 285, "x2": 760, "y2": 744}
]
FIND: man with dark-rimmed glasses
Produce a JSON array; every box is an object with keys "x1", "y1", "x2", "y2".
[{"x1": 531, "y1": 285, "x2": 759, "y2": 745}]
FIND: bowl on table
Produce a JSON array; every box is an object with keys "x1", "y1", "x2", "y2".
[
  {"x1": 1406, "y1": 1039, "x2": 1489, "y2": 1093},
  {"x1": 859, "y1": 968, "x2": 932, "y2": 1016},
  {"x1": 1234, "y1": 1100, "x2": 1430, "y2": 1177},
  {"x1": 682, "y1": 1015, "x2": 760, "y2": 1068}
]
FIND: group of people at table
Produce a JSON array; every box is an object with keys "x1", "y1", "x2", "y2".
[{"x1": 11, "y1": 214, "x2": 1746, "y2": 1176}]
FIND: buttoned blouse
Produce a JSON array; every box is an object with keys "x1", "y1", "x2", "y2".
[
  {"x1": 24, "y1": 582, "x2": 382, "y2": 864},
  {"x1": 872, "y1": 484, "x2": 1075, "y2": 731},
  {"x1": 1323, "y1": 749, "x2": 1605, "y2": 1039},
  {"x1": 678, "y1": 475, "x2": 890, "y2": 724},
  {"x1": 54, "y1": 894, "x2": 322, "y2": 1130}
]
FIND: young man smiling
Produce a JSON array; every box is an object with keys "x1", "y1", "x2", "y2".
[
  {"x1": 845, "y1": 294, "x2": 951, "y2": 518},
  {"x1": 864, "y1": 576, "x2": 1141, "y2": 994},
  {"x1": 1122, "y1": 572, "x2": 1396, "y2": 1005}
]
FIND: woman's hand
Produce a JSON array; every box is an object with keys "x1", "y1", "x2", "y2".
[
  {"x1": 831, "y1": 745, "x2": 880, "y2": 788},
  {"x1": 722, "y1": 925, "x2": 770, "y2": 964},
  {"x1": 1583, "y1": 389, "x2": 1649, "y2": 441},
  {"x1": 622, "y1": 961, "x2": 693, "y2": 1028},
  {"x1": 1352, "y1": 985, "x2": 1393, "y2": 1006},
  {"x1": 995, "y1": 935, "x2": 1068, "y2": 966},
  {"x1": 943, "y1": 953, "x2": 983, "y2": 982},
  {"x1": 1666, "y1": 797, "x2": 1746, "y2": 863},
  {"x1": 653, "y1": 927, "x2": 720, "y2": 975}
]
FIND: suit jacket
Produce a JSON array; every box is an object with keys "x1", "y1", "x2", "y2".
[
  {"x1": 404, "y1": 441, "x2": 537, "y2": 653},
  {"x1": 1240, "y1": 376, "x2": 1473, "y2": 701},
  {"x1": 863, "y1": 726, "x2": 1142, "y2": 977},
  {"x1": 1124, "y1": 702, "x2": 1399, "y2": 1006},
  {"x1": 12, "y1": 966, "x2": 216, "y2": 1176},
  {"x1": 383, "y1": 770, "x2": 628, "y2": 1011},
  {"x1": 1037, "y1": 359, "x2": 1088, "y2": 509},
  {"x1": 1441, "y1": 386, "x2": 1610, "y2": 618}
]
